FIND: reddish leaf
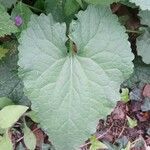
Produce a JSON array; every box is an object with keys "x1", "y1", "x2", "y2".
[{"x1": 143, "y1": 84, "x2": 150, "y2": 98}]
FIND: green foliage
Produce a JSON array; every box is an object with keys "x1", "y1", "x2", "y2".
[
  {"x1": 0, "y1": 128, "x2": 5, "y2": 134},
  {"x1": 0, "y1": 0, "x2": 149, "y2": 149},
  {"x1": 45, "y1": 0, "x2": 81, "y2": 23},
  {"x1": 121, "y1": 88, "x2": 129, "y2": 103},
  {"x1": 18, "y1": 5, "x2": 133, "y2": 150},
  {"x1": 34, "y1": 0, "x2": 45, "y2": 11},
  {"x1": 129, "y1": 0, "x2": 150, "y2": 10},
  {"x1": 127, "y1": 116, "x2": 137, "y2": 128},
  {"x1": 122, "y1": 57, "x2": 150, "y2": 88},
  {"x1": 84, "y1": 0, "x2": 120, "y2": 5},
  {"x1": 25, "y1": 111, "x2": 39, "y2": 123},
  {"x1": 0, "y1": 0, "x2": 17, "y2": 8},
  {"x1": 76, "y1": 0, "x2": 83, "y2": 7},
  {"x1": 0, "y1": 105, "x2": 28, "y2": 129},
  {"x1": 136, "y1": 11, "x2": 150, "y2": 64},
  {"x1": 0, "y1": 50, "x2": 30, "y2": 106},
  {"x1": 90, "y1": 136, "x2": 108, "y2": 150},
  {"x1": 137, "y1": 29, "x2": 150, "y2": 64},
  {"x1": 0, "y1": 97, "x2": 14, "y2": 109},
  {"x1": 23, "y1": 124, "x2": 36, "y2": 150},
  {"x1": 45, "y1": 0, "x2": 65, "y2": 22},
  {"x1": 139, "y1": 10, "x2": 150, "y2": 26},
  {"x1": 0, "y1": 131, "x2": 13, "y2": 150},
  {"x1": 0, "y1": 47, "x2": 9, "y2": 60},
  {"x1": 64, "y1": 0, "x2": 80, "y2": 16},
  {"x1": 11, "y1": 2, "x2": 33, "y2": 32},
  {"x1": 0, "y1": 4, "x2": 17, "y2": 37}
]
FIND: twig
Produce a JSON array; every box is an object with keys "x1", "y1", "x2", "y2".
[
  {"x1": 126, "y1": 30, "x2": 141, "y2": 34},
  {"x1": 117, "y1": 120, "x2": 127, "y2": 139},
  {"x1": 24, "y1": 3, "x2": 44, "y2": 13},
  {"x1": 16, "y1": 136, "x2": 24, "y2": 143},
  {"x1": 32, "y1": 127, "x2": 40, "y2": 133}
]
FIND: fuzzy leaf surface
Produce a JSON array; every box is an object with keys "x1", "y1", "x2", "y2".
[
  {"x1": 0, "y1": 0, "x2": 17, "y2": 8},
  {"x1": 120, "y1": 0, "x2": 137, "y2": 8},
  {"x1": 122, "y1": 57, "x2": 150, "y2": 88},
  {"x1": 130, "y1": 0, "x2": 150, "y2": 10},
  {"x1": 0, "y1": 4, "x2": 17, "y2": 37},
  {"x1": 18, "y1": 6, "x2": 133, "y2": 150},
  {"x1": 139, "y1": 10, "x2": 150, "y2": 26},
  {"x1": 137, "y1": 29, "x2": 150, "y2": 64},
  {"x1": 137, "y1": 11, "x2": 150, "y2": 64},
  {"x1": 0, "y1": 51, "x2": 30, "y2": 105}
]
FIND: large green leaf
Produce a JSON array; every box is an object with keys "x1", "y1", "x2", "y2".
[
  {"x1": 0, "y1": 49, "x2": 30, "y2": 106},
  {"x1": 84, "y1": 0, "x2": 120, "y2": 5},
  {"x1": 0, "y1": 0, "x2": 17, "y2": 8},
  {"x1": 129, "y1": 0, "x2": 150, "y2": 10},
  {"x1": 18, "y1": 5, "x2": 133, "y2": 150},
  {"x1": 136, "y1": 11, "x2": 150, "y2": 64},
  {"x1": 0, "y1": 4, "x2": 17, "y2": 37},
  {"x1": 0, "y1": 105, "x2": 28, "y2": 129}
]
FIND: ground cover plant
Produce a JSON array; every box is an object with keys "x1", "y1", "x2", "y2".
[{"x1": 0, "y1": 0, "x2": 149, "y2": 150}]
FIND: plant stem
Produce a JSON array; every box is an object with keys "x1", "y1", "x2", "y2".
[
  {"x1": 126, "y1": 30, "x2": 141, "y2": 34},
  {"x1": 24, "y1": 3, "x2": 44, "y2": 13},
  {"x1": 69, "y1": 39, "x2": 74, "y2": 55}
]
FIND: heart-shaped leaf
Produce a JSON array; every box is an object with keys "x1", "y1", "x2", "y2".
[{"x1": 18, "y1": 5, "x2": 133, "y2": 150}]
